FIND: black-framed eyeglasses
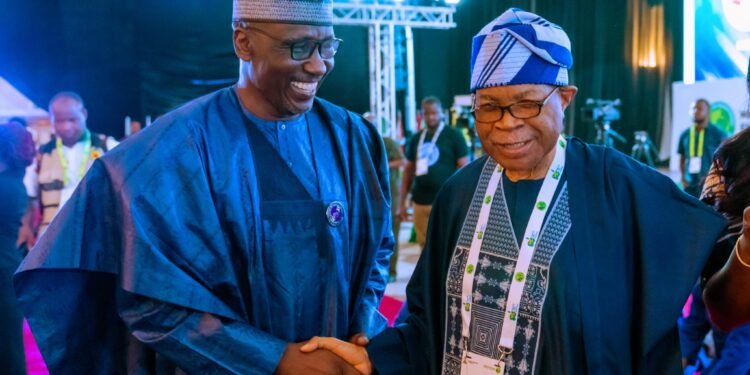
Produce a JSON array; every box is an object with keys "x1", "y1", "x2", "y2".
[
  {"x1": 472, "y1": 87, "x2": 559, "y2": 123},
  {"x1": 244, "y1": 26, "x2": 343, "y2": 61}
]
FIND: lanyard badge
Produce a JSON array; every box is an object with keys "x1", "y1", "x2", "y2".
[
  {"x1": 416, "y1": 124, "x2": 444, "y2": 176},
  {"x1": 459, "y1": 136, "x2": 567, "y2": 374}
]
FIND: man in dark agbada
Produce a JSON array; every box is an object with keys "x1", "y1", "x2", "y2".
[
  {"x1": 14, "y1": 0, "x2": 392, "y2": 373},
  {"x1": 300, "y1": 8, "x2": 750, "y2": 375}
]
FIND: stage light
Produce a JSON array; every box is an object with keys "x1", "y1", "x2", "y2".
[{"x1": 444, "y1": 0, "x2": 460, "y2": 4}]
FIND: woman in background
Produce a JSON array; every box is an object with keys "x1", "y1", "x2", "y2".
[
  {"x1": 0, "y1": 121, "x2": 35, "y2": 374},
  {"x1": 699, "y1": 126, "x2": 750, "y2": 374}
]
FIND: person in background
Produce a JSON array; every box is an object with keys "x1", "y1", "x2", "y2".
[
  {"x1": 0, "y1": 122, "x2": 35, "y2": 375},
  {"x1": 697, "y1": 59, "x2": 750, "y2": 373},
  {"x1": 399, "y1": 97, "x2": 469, "y2": 250},
  {"x1": 677, "y1": 98, "x2": 727, "y2": 197},
  {"x1": 693, "y1": 126, "x2": 750, "y2": 374},
  {"x1": 17, "y1": 91, "x2": 118, "y2": 244},
  {"x1": 703, "y1": 57, "x2": 750, "y2": 334},
  {"x1": 9, "y1": 117, "x2": 39, "y2": 254}
]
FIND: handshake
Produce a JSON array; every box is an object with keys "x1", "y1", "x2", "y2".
[{"x1": 276, "y1": 334, "x2": 374, "y2": 375}]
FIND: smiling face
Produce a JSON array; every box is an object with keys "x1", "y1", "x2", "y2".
[
  {"x1": 234, "y1": 22, "x2": 335, "y2": 120},
  {"x1": 474, "y1": 84, "x2": 576, "y2": 178}
]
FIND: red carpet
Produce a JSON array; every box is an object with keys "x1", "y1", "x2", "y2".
[
  {"x1": 23, "y1": 320, "x2": 48, "y2": 375},
  {"x1": 378, "y1": 295, "x2": 405, "y2": 327}
]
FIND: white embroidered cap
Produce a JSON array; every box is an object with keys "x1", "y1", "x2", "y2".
[{"x1": 233, "y1": 0, "x2": 333, "y2": 26}]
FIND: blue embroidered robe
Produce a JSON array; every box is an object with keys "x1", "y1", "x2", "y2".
[{"x1": 14, "y1": 87, "x2": 393, "y2": 374}]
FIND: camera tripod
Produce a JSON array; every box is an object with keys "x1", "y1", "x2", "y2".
[
  {"x1": 593, "y1": 121, "x2": 627, "y2": 148},
  {"x1": 630, "y1": 131, "x2": 660, "y2": 167}
]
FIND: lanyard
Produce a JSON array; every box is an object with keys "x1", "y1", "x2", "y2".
[
  {"x1": 56, "y1": 130, "x2": 92, "y2": 187},
  {"x1": 460, "y1": 136, "x2": 567, "y2": 361},
  {"x1": 689, "y1": 126, "x2": 705, "y2": 158},
  {"x1": 416, "y1": 123, "x2": 444, "y2": 160}
]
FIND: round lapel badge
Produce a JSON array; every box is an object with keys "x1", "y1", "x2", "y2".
[{"x1": 326, "y1": 201, "x2": 345, "y2": 227}]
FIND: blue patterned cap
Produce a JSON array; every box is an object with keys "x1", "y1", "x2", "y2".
[
  {"x1": 470, "y1": 8, "x2": 573, "y2": 92},
  {"x1": 233, "y1": 0, "x2": 333, "y2": 26}
]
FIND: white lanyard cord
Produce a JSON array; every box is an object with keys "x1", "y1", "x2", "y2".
[
  {"x1": 460, "y1": 137, "x2": 567, "y2": 356},
  {"x1": 417, "y1": 123, "x2": 444, "y2": 160}
]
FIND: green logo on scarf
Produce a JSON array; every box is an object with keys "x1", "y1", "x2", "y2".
[
  {"x1": 466, "y1": 264, "x2": 475, "y2": 274},
  {"x1": 536, "y1": 201, "x2": 547, "y2": 210},
  {"x1": 515, "y1": 272, "x2": 525, "y2": 282},
  {"x1": 509, "y1": 312, "x2": 517, "y2": 321},
  {"x1": 485, "y1": 195, "x2": 492, "y2": 204}
]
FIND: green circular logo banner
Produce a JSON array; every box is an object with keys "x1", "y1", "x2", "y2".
[{"x1": 710, "y1": 101, "x2": 735, "y2": 135}]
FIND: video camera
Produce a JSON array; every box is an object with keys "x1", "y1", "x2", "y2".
[{"x1": 581, "y1": 98, "x2": 621, "y2": 123}]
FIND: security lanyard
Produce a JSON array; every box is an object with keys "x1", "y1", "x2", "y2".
[
  {"x1": 689, "y1": 126, "x2": 705, "y2": 158},
  {"x1": 416, "y1": 123, "x2": 444, "y2": 159},
  {"x1": 56, "y1": 130, "x2": 92, "y2": 187},
  {"x1": 460, "y1": 136, "x2": 567, "y2": 361}
]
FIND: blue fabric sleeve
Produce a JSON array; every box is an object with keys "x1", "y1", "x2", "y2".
[
  {"x1": 368, "y1": 159, "x2": 483, "y2": 374},
  {"x1": 118, "y1": 290, "x2": 288, "y2": 374},
  {"x1": 605, "y1": 147, "x2": 726, "y2": 371},
  {"x1": 349, "y1": 112, "x2": 393, "y2": 338},
  {"x1": 350, "y1": 232, "x2": 392, "y2": 337}
]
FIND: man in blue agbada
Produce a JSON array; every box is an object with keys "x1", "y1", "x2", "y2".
[
  {"x1": 300, "y1": 8, "x2": 747, "y2": 374},
  {"x1": 13, "y1": 0, "x2": 392, "y2": 374}
]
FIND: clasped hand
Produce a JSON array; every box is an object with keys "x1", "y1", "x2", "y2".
[{"x1": 299, "y1": 334, "x2": 372, "y2": 375}]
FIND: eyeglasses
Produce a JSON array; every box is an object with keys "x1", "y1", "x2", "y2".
[
  {"x1": 472, "y1": 87, "x2": 559, "y2": 123},
  {"x1": 244, "y1": 26, "x2": 343, "y2": 61}
]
